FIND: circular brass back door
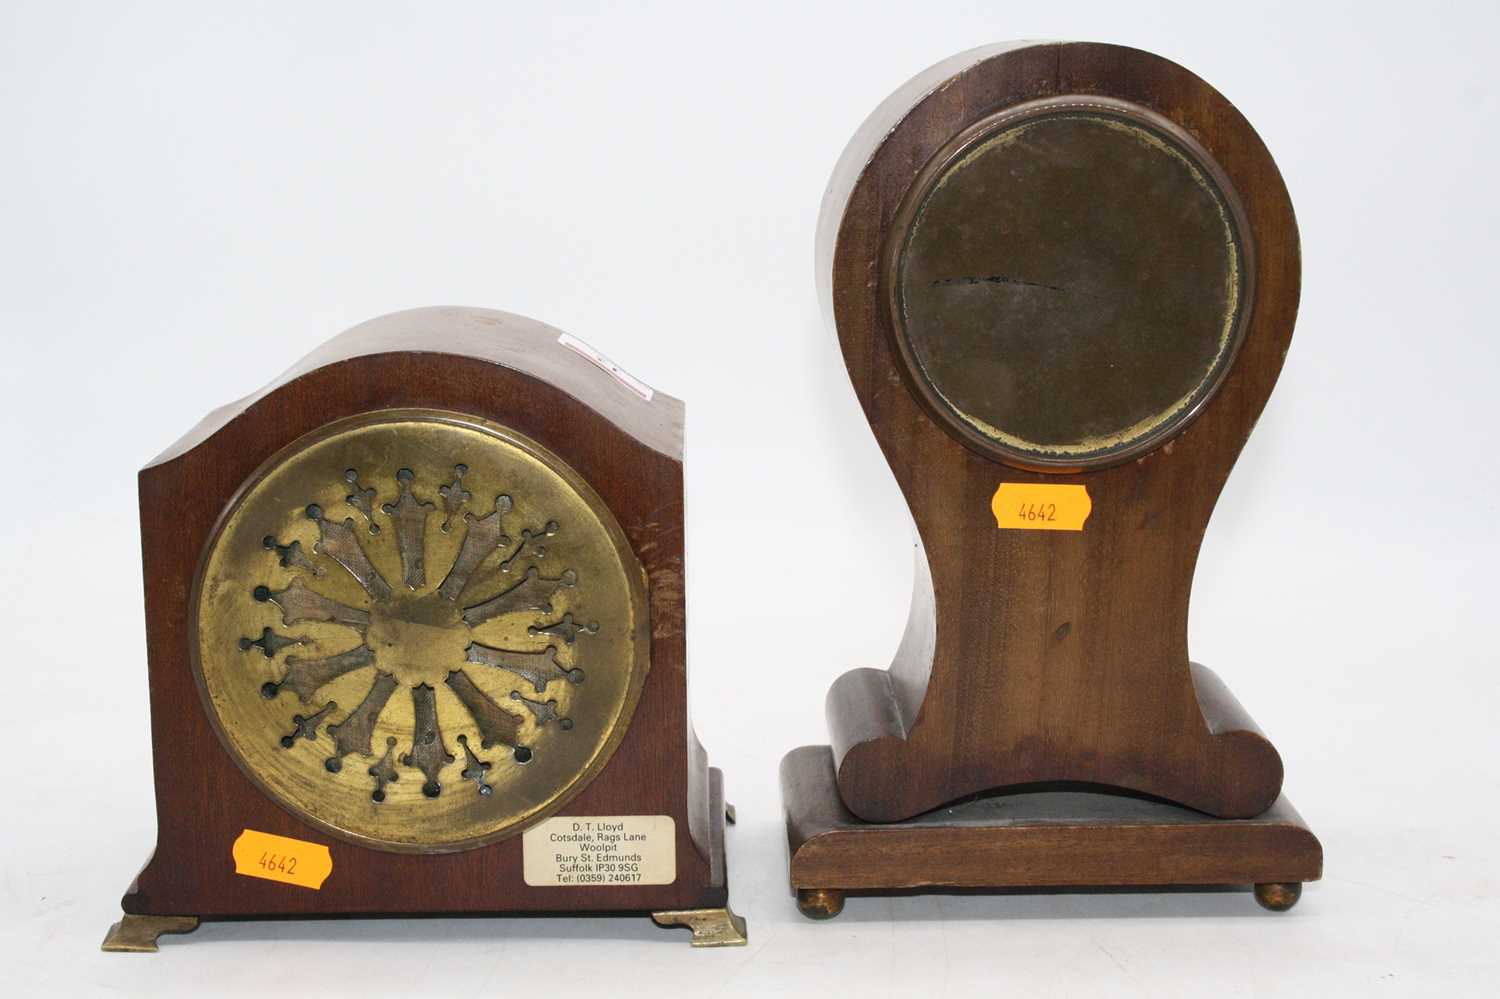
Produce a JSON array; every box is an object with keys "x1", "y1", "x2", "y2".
[
  {"x1": 891, "y1": 98, "x2": 1251, "y2": 468},
  {"x1": 193, "y1": 410, "x2": 649, "y2": 852}
]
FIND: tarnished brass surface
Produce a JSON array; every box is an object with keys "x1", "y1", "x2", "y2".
[
  {"x1": 193, "y1": 410, "x2": 649, "y2": 853},
  {"x1": 889, "y1": 96, "x2": 1251, "y2": 469},
  {"x1": 794, "y1": 888, "x2": 845, "y2": 920},
  {"x1": 651, "y1": 906, "x2": 749, "y2": 947},
  {"x1": 100, "y1": 915, "x2": 199, "y2": 953}
]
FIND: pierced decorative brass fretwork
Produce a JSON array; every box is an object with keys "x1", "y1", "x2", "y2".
[
  {"x1": 344, "y1": 468, "x2": 381, "y2": 534},
  {"x1": 510, "y1": 690, "x2": 574, "y2": 730},
  {"x1": 256, "y1": 469, "x2": 585, "y2": 782},
  {"x1": 280, "y1": 701, "x2": 336, "y2": 747},
  {"x1": 326, "y1": 671, "x2": 398, "y2": 766},
  {"x1": 438, "y1": 463, "x2": 471, "y2": 533},
  {"x1": 403, "y1": 684, "x2": 455, "y2": 797},
  {"x1": 456, "y1": 734, "x2": 493, "y2": 796},
  {"x1": 529, "y1": 612, "x2": 599, "y2": 645},
  {"x1": 239, "y1": 627, "x2": 306, "y2": 659},
  {"x1": 192, "y1": 411, "x2": 649, "y2": 853},
  {"x1": 445, "y1": 669, "x2": 525, "y2": 751},
  {"x1": 463, "y1": 567, "x2": 577, "y2": 627},
  {"x1": 437, "y1": 495, "x2": 512, "y2": 601},
  {"x1": 383, "y1": 469, "x2": 435, "y2": 590},
  {"x1": 467, "y1": 643, "x2": 584, "y2": 693},
  {"x1": 368, "y1": 735, "x2": 400, "y2": 802},
  {"x1": 254, "y1": 578, "x2": 369, "y2": 630},
  {"x1": 262, "y1": 535, "x2": 322, "y2": 576},
  {"x1": 268, "y1": 644, "x2": 375, "y2": 702},
  {"x1": 309, "y1": 506, "x2": 392, "y2": 601}
]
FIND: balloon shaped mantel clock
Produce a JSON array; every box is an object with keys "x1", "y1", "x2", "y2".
[
  {"x1": 780, "y1": 42, "x2": 1322, "y2": 917},
  {"x1": 104, "y1": 308, "x2": 744, "y2": 951}
]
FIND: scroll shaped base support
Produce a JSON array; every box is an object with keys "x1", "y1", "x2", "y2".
[
  {"x1": 782, "y1": 745, "x2": 1321, "y2": 917},
  {"x1": 101, "y1": 914, "x2": 200, "y2": 953},
  {"x1": 651, "y1": 906, "x2": 748, "y2": 947}
]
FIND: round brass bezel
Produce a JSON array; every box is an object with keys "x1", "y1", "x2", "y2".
[
  {"x1": 189, "y1": 408, "x2": 651, "y2": 854},
  {"x1": 882, "y1": 94, "x2": 1258, "y2": 472}
]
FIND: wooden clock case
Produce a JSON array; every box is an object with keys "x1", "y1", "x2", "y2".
[
  {"x1": 104, "y1": 307, "x2": 742, "y2": 950},
  {"x1": 781, "y1": 41, "x2": 1323, "y2": 917}
]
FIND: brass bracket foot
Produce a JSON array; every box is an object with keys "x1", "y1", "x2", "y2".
[
  {"x1": 101, "y1": 914, "x2": 200, "y2": 953},
  {"x1": 651, "y1": 905, "x2": 748, "y2": 947},
  {"x1": 725, "y1": 801, "x2": 737, "y2": 824}
]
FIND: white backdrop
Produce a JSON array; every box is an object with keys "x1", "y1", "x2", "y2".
[{"x1": 3, "y1": 2, "x2": 1496, "y2": 995}]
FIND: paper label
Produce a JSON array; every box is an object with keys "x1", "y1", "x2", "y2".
[
  {"x1": 558, "y1": 333, "x2": 655, "y2": 401},
  {"x1": 231, "y1": 829, "x2": 333, "y2": 890},
  {"x1": 522, "y1": 815, "x2": 676, "y2": 887},
  {"x1": 991, "y1": 482, "x2": 1092, "y2": 531}
]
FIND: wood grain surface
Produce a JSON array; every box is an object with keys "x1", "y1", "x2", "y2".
[
  {"x1": 125, "y1": 307, "x2": 726, "y2": 918},
  {"x1": 783, "y1": 746, "x2": 1321, "y2": 891},
  {"x1": 816, "y1": 42, "x2": 1302, "y2": 822}
]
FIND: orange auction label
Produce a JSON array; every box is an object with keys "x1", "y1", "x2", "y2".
[
  {"x1": 232, "y1": 829, "x2": 333, "y2": 890},
  {"x1": 991, "y1": 483, "x2": 1091, "y2": 531}
]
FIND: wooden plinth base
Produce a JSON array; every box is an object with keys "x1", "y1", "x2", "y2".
[{"x1": 781, "y1": 746, "x2": 1321, "y2": 917}]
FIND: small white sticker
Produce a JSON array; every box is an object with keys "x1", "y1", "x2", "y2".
[
  {"x1": 557, "y1": 333, "x2": 655, "y2": 402},
  {"x1": 523, "y1": 815, "x2": 676, "y2": 887}
]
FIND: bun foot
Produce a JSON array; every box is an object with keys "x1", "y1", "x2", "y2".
[
  {"x1": 1254, "y1": 882, "x2": 1302, "y2": 911},
  {"x1": 796, "y1": 888, "x2": 845, "y2": 920}
]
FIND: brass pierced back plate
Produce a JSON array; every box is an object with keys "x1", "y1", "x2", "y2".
[
  {"x1": 889, "y1": 97, "x2": 1252, "y2": 469},
  {"x1": 192, "y1": 409, "x2": 649, "y2": 853}
]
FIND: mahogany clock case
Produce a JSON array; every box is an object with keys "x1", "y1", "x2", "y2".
[
  {"x1": 106, "y1": 307, "x2": 740, "y2": 949},
  {"x1": 782, "y1": 41, "x2": 1323, "y2": 915}
]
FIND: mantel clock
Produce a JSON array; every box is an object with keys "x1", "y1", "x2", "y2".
[
  {"x1": 780, "y1": 41, "x2": 1323, "y2": 917},
  {"x1": 104, "y1": 307, "x2": 744, "y2": 950}
]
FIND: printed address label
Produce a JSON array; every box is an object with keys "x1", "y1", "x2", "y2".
[
  {"x1": 523, "y1": 815, "x2": 676, "y2": 887},
  {"x1": 231, "y1": 829, "x2": 333, "y2": 890}
]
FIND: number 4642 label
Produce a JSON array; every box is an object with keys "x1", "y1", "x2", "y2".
[
  {"x1": 991, "y1": 483, "x2": 1092, "y2": 531},
  {"x1": 232, "y1": 829, "x2": 333, "y2": 890}
]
